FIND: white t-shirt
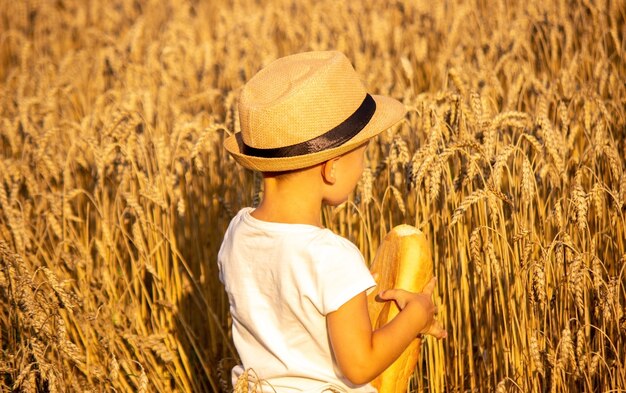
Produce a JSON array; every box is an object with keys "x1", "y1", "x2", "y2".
[{"x1": 218, "y1": 208, "x2": 377, "y2": 392}]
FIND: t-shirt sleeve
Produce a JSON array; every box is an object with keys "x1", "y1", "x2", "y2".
[{"x1": 305, "y1": 232, "x2": 376, "y2": 315}]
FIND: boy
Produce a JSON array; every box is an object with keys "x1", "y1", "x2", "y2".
[{"x1": 219, "y1": 51, "x2": 446, "y2": 392}]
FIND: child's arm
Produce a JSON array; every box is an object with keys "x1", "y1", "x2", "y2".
[{"x1": 326, "y1": 277, "x2": 446, "y2": 385}]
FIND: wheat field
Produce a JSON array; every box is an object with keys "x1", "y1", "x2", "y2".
[{"x1": 0, "y1": 0, "x2": 624, "y2": 392}]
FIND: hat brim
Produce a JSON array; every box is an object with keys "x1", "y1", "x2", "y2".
[{"x1": 223, "y1": 94, "x2": 406, "y2": 172}]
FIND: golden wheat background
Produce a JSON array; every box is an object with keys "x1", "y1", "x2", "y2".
[{"x1": 0, "y1": 0, "x2": 624, "y2": 391}]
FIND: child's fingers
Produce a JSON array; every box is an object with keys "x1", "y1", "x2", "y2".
[
  {"x1": 378, "y1": 288, "x2": 409, "y2": 308},
  {"x1": 381, "y1": 279, "x2": 435, "y2": 301},
  {"x1": 426, "y1": 320, "x2": 447, "y2": 339},
  {"x1": 421, "y1": 277, "x2": 437, "y2": 295},
  {"x1": 378, "y1": 288, "x2": 400, "y2": 300}
]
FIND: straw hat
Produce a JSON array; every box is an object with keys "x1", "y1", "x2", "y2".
[{"x1": 224, "y1": 51, "x2": 406, "y2": 171}]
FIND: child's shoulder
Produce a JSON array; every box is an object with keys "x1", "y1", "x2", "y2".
[
  {"x1": 226, "y1": 208, "x2": 361, "y2": 255},
  {"x1": 307, "y1": 229, "x2": 364, "y2": 264},
  {"x1": 316, "y1": 228, "x2": 360, "y2": 250},
  {"x1": 223, "y1": 207, "x2": 254, "y2": 234}
]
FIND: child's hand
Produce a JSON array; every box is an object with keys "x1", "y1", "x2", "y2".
[{"x1": 377, "y1": 277, "x2": 447, "y2": 339}]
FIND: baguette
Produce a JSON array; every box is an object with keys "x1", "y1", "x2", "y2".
[{"x1": 367, "y1": 224, "x2": 433, "y2": 393}]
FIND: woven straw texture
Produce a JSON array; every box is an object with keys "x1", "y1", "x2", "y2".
[{"x1": 224, "y1": 51, "x2": 405, "y2": 171}]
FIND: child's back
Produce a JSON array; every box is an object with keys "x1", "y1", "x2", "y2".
[{"x1": 219, "y1": 208, "x2": 376, "y2": 391}]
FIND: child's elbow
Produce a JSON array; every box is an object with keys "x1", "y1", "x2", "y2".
[
  {"x1": 340, "y1": 365, "x2": 376, "y2": 386},
  {"x1": 345, "y1": 374, "x2": 372, "y2": 386}
]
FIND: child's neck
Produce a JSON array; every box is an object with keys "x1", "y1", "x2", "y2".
[{"x1": 251, "y1": 173, "x2": 323, "y2": 227}]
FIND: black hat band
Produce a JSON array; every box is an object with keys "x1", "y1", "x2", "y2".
[{"x1": 239, "y1": 94, "x2": 376, "y2": 158}]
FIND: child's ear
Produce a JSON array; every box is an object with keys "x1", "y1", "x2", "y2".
[{"x1": 322, "y1": 159, "x2": 337, "y2": 184}]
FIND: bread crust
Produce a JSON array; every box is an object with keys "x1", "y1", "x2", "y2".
[{"x1": 367, "y1": 224, "x2": 433, "y2": 393}]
